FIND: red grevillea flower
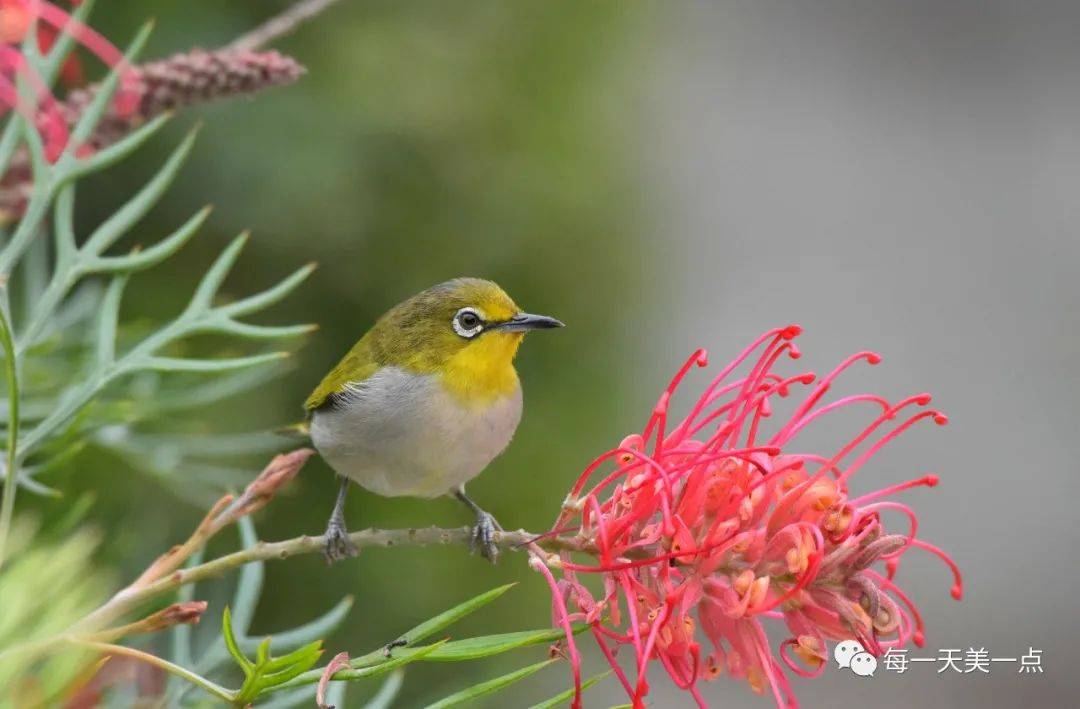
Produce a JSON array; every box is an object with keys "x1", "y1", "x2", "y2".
[
  {"x1": 538, "y1": 326, "x2": 961, "y2": 708},
  {"x1": 0, "y1": 0, "x2": 140, "y2": 161}
]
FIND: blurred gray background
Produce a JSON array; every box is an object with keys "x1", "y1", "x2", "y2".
[
  {"x1": 65, "y1": 1, "x2": 1077, "y2": 707},
  {"x1": 626, "y1": 1, "x2": 1078, "y2": 706}
]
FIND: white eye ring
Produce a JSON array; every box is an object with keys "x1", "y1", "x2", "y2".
[{"x1": 452, "y1": 307, "x2": 485, "y2": 338}]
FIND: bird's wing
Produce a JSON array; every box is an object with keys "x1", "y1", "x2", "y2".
[{"x1": 304, "y1": 336, "x2": 381, "y2": 411}]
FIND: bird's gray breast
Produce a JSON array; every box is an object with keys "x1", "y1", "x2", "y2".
[{"x1": 309, "y1": 366, "x2": 523, "y2": 498}]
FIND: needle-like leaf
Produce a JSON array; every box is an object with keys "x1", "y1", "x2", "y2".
[
  {"x1": 82, "y1": 126, "x2": 198, "y2": 257},
  {"x1": 139, "y1": 352, "x2": 288, "y2": 373},
  {"x1": 353, "y1": 583, "x2": 517, "y2": 668},
  {"x1": 91, "y1": 206, "x2": 211, "y2": 273},
  {"x1": 420, "y1": 626, "x2": 584, "y2": 662},
  {"x1": 422, "y1": 659, "x2": 557, "y2": 709},
  {"x1": 526, "y1": 670, "x2": 611, "y2": 709},
  {"x1": 65, "y1": 22, "x2": 153, "y2": 152},
  {"x1": 52, "y1": 185, "x2": 77, "y2": 258},
  {"x1": 39, "y1": 0, "x2": 96, "y2": 84},
  {"x1": 228, "y1": 516, "x2": 263, "y2": 636},
  {"x1": 222, "y1": 606, "x2": 252, "y2": 673},
  {"x1": 218, "y1": 262, "x2": 317, "y2": 319},
  {"x1": 219, "y1": 319, "x2": 318, "y2": 340},
  {"x1": 186, "y1": 233, "x2": 249, "y2": 314},
  {"x1": 95, "y1": 275, "x2": 127, "y2": 368},
  {"x1": 70, "y1": 113, "x2": 171, "y2": 178}
]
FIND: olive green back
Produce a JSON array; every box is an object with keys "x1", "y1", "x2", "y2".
[{"x1": 304, "y1": 278, "x2": 519, "y2": 410}]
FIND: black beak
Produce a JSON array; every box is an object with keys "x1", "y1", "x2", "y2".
[{"x1": 493, "y1": 312, "x2": 565, "y2": 332}]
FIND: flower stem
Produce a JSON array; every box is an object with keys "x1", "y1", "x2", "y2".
[
  {"x1": 69, "y1": 638, "x2": 235, "y2": 702},
  {"x1": 227, "y1": 0, "x2": 343, "y2": 51}
]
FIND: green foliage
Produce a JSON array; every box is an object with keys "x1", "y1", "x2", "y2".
[
  {"x1": 421, "y1": 626, "x2": 584, "y2": 662},
  {"x1": 422, "y1": 659, "x2": 557, "y2": 709},
  {"x1": 0, "y1": 10, "x2": 317, "y2": 703},
  {"x1": 151, "y1": 578, "x2": 581, "y2": 706},
  {"x1": 222, "y1": 606, "x2": 325, "y2": 705},
  {"x1": 0, "y1": 23, "x2": 314, "y2": 508},
  {"x1": 375, "y1": 582, "x2": 516, "y2": 649},
  {"x1": 230, "y1": 583, "x2": 583, "y2": 704},
  {"x1": 0, "y1": 1, "x2": 654, "y2": 705},
  {"x1": 0, "y1": 515, "x2": 112, "y2": 706},
  {"x1": 527, "y1": 671, "x2": 611, "y2": 709},
  {"x1": 164, "y1": 517, "x2": 353, "y2": 708}
]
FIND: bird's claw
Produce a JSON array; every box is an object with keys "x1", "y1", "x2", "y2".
[
  {"x1": 469, "y1": 511, "x2": 500, "y2": 563},
  {"x1": 323, "y1": 519, "x2": 357, "y2": 564}
]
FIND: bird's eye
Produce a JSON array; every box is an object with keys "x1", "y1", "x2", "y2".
[{"x1": 452, "y1": 307, "x2": 484, "y2": 338}]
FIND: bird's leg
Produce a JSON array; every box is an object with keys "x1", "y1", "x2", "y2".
[
  {"x1": 455, "y1": 486, "x2": 501, "y2": 563},
  {"x1": 323, "y1": 476, "x2": 358, "y2": 564}
]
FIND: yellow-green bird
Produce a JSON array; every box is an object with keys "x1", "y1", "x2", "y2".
[{"x1": 305, "y1": 278, "x2": 563, "y2": 563}]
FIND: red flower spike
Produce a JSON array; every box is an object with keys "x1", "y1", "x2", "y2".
[{"x1": 541, "y1": 326, "x2": 961, "y2": 707}]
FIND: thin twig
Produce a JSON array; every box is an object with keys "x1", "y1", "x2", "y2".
[
  {"x1": 69, "y1": 638, "x2": 235, "y2": 702},
  {"x1": 227, "y1": 0, "x2": 344, "y2": 51},
  {"x1": 75, "y1": 526, "x2": 597, "y2": 634}
]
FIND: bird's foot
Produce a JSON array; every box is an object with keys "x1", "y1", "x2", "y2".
[
  {"x1": 323, "y1": 519, "x2": 357, "y2": 564},
  {"x1": 468, "y1": 510, "x2": 501, "y2": 564}
]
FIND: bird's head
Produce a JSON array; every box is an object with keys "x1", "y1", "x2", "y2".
[{"x1": 371, "y1": 278, "x2": 562, "y2": 399}]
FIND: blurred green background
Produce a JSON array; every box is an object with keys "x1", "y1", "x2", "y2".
[
  {"x1": 17, "y1": 1, "x2": 1080, "y2": 707},
  {"x1": 29, "y1": 1, "x2": 663, "y2": 705}
]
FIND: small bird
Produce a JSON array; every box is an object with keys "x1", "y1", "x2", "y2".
[{"x1": 305, "y1": 278, "x2": 563, "y2": 563}]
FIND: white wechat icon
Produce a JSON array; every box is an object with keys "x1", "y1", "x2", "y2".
[
  {"x1": 850, "y1": 651, "x2": 877, "y2": 677},
  {"x1": 833, "y1": 639, "x2": 864, "y2": 669}
]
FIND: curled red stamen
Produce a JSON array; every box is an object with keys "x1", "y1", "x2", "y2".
[
  {"x1": 909, "y1": 539, "x2": 964, "y2": 600},
  {"x1": 540, "y1": 328, "x2": 956, "y2": 708}
]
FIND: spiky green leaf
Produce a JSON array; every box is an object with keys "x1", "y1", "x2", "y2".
[
  {"x1": 210, "y1": 319, "x2": 317, "y2": 340},
  {"x1": 186, "y1": 233, "x2": 249, "y2": 313},
  {"x1": 91, "y1": 205, "x2": 210, "y2": 273},
  {"x1": 227, "y1": 516, "x2": 263, "y2": 636},
  {"x1": 70, "y1": 113, "x2": 172, "y2": 178},
  {"x1": 52, "y1": 185, "x2": 77, "y2": 258},
  {"x1": 95, "y1": 276, "x2": 127, "y2": 367},
  {"x1": 139, "y1": 352, "x2": 288, "y2": 373},
  {"x1": 40, "y1": 0, "x2": 96, "y2": 83},
  {"x1": 65, "y1": 22, "x2": 153, "y2": 152},
  {"x1": 423, "y1": 659, "x2": 557, "y2": 709},
  {"x1": 266, "y1": 640, "x2": 447, "y2": 696},
  {"x1": 82, "y1": 127, "x2": 199, "y2": 256},
  {"x1": 221, "y1": 606, "x2": 252, "y2": 673},
  {"x1": 421, "y1": 626, "x2": 584, "y2": 662},
  {"x1": 262, "y1": 640, "x2": 324, "y2": 675},
  {"x1": 352, "y1": 583, "x2": 515, "y2": 669},
  {"x1": 218, "y1": 263, "x2": 317, "y2": 318}
]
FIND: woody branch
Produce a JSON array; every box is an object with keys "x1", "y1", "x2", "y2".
[{"x1": 69, "y1": 448, "x2": 593, "y2": 640}]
